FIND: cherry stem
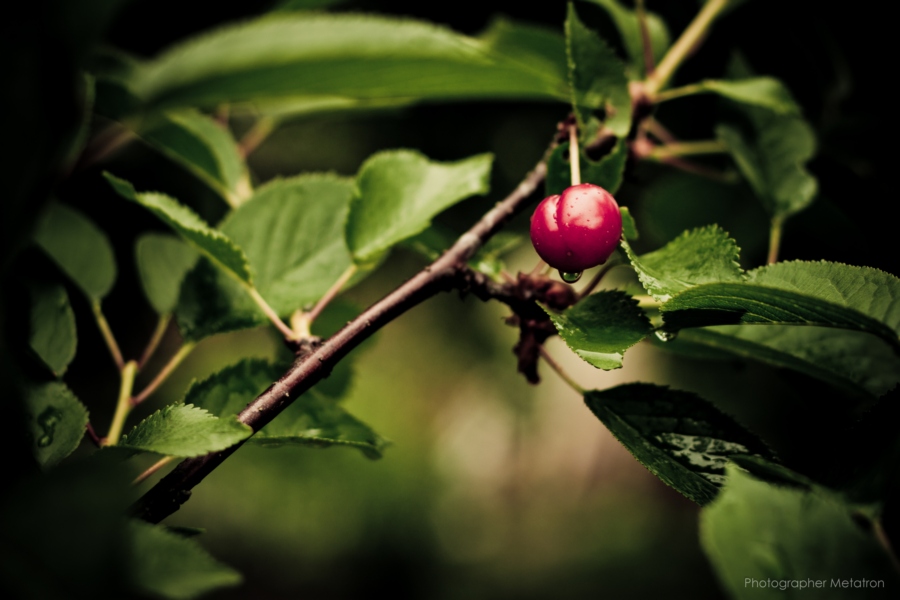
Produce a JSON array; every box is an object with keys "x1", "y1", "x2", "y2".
[
  {"x1": 539, "y1": 346, "x2": 585, "y2": 395},
  {"x1": 644, "y1": 117, "x2": 678, "y2": 145},
  {"x1": 568, "y1": 124, "x2": 581, "y2": 186}
]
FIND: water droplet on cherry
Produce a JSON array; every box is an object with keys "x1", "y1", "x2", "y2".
[{"x1": 559, "y1": 270, "x2": 583, "y2": 283}]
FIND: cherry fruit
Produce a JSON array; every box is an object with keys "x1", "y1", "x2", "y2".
[{"x1": 529, "y1": 183, "x2": 622, "y2": 279}]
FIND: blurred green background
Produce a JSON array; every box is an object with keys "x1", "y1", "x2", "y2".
[{"x1": 4, "y1": 0, "x2": 896, "y2": 598}]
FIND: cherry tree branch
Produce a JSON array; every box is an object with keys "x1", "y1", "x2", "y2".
[{"x1": 132, "y1": 159, "x2": 550, "y2": 524}]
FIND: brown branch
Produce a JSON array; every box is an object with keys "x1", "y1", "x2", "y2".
[{"x1": 131, "y1": 159, "x2": 550, "y2": 524}]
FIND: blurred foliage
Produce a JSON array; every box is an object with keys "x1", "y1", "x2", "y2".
[{"x1": 2, "y1": 0, "x2": 896, "y2": 598}]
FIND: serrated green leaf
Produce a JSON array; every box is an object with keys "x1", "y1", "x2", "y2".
[
  {"x1": 222, "y1": 174, "x2": 356, "y2": 314},
  {"x1": 584, "y1": 384, "x2": 773, "y2": 505},
  {"x1": 620, "y1": 206, "x2": 638, "y2": 240},
  {"x1": 28, "y1": 283, "x2": 77, "y2": 377},
  {"x1": 346, "y1": 150, "x2": 493, "y2": 264},
  {"x1": 139, "y1": 110, "x2": 248, "y2": 206},
  {"x1": 546, "y1": 138, "x2": 629, "y2": 196},
  {"x1": 660, "y1": 261, "x2": 900, "y2": 352},
  {"x1": 566, "y1": 4, "x2": 632, "y2": 137},
  {"x1": 127, "y1": 14, "x2": 569, "y2": 114},
  {"x1": 717, "y1": 109, "x2": 817, "y2": 221},
  {"x1": 25, "y1": 382, "x2": 88, "y2": 468},
  {"x1": 33, "y1": 202, "x2": 116, "y2": 301},
  {"x1": 118, "y1": 404, "x2": 251, "y2": 457},
  {"x1": 625, "y1": 225, "x2": 744, "y2": 301},
  {"x1": 696, "y1": 77, "x2": 800, "y2": 114},
  {"x1": 672, "y1": 326, "x2": 900, "y2": 400},
  {"x1": 701, "y1": 466, "x2": 900, "y2": 598},
  {"x1": 175, "y1": 174, "x2": 358, "y2": 338},
  {"x1": 136, "y1": 233, "x2": 199, "y2": 314},
  {"x1": 546, "y1": 291, "x2": 652, "y2": 370},
  {"x1": 580, "y1": 0, "x2": 670, "y2": 78},
  {"x1": 186, "y1": 359, "x2": 388, "y2": 458},
  {"x1": 104, "y1": 173, "x2": 252, "y2": 284},
  {"x1": 128, "y1": 520, "x2": 241, "y2": 600}
]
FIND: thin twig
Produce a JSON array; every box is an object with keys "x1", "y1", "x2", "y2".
[
  {"x1": 539, "y1": 346, "x2": 585, "y2": 395},
  {"x1": 132, "y1": 156, "x2": 551, "y2": 524},
  {"x1": 138, "y1": 314, "x2": 171, "y2": 370},
  {"x1": 238, "y1": 117, "x2": 276, "y2": 159},
  {"x1": 646, "y1": 140, "x2": 726, "y2": 160},
  {"x1": 577, "y1": 256, "x2": 621, "y2": 300},
  {"x1": 92, "y1": 301, "x2": 124, "y2": 371},
  {"x1": 132, "y1": 343, "x2": 196, "y2": 406},
  {"x1": 635, "y1": 0, "x2": 656, "y2": 76},
  {"x1": 645, "y1": 0, "x2": 730, "y2": 96},
  {"x1": 767, "y1": 217, "x2": 783, "y2": 264},
  {"x1": 305, "y1": 264, "x2": 358, "y2": 326},
  {"x1": 134, "y1": 456, "x2": 177, "y2": 486},
  {"x1": 644, "y1": 117, "x2": 678, "y2": 145},
  {"x1": 246, "y1": 286, "x2": 296, "y2": 340},
  {"x1": 85, "y1": 422, "x2": 102, "y2": 447},
  {"x1": 103, "y1": 361, "x2": 138, "y2": 447}
]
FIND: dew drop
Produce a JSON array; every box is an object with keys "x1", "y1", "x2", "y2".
[
  {"x1": 559, "y1": 270, "x2": 583, "y2": 283},
  {"x1": 655, "y1": 330, "x2": 678, "y2": 342}
]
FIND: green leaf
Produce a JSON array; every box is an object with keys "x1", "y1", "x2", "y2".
[
  {"x1": 566, "y1": 4, "x2": 632, "y2": 137},
  {"x1": 175, "y1": 174, "x2": 358, "y2": 338},
  {"x1": 701, "y1": 466, "x2": 900, "y2": 598},
  {"x1": 672, "y1": 326, "x2": 900, "y2": 400},
  {"x1": 695, "y1": 77, "x2": 800, "y2": 114},
  {"x1": 660, "y1": 261, "x2": 900, "y2": 352},
  {"x1": 28, "y1": 283, "x2": 77, "y2": 377},
  {"x1": 104, "y1": 173, "x2": 252, "y2": 284},
  {"x1": 25, "y1": 382, "x2": 88, "y2": 468},
  {"x1": 33, "y1": 202, "x2": 116, "y2": 301},
  {"x1": 222, "y1": 174, "x2": 356, "y2": 314},
  {"x1": 584, "y1": 384, "x2": 774, "y2": 505},
  {"x1": 128, "y1": 520, "x2": 241, "y2": 600},
  {"x1": 625, "y1": 225, "x2": 744, "y2": 301},
  {"x1": 581, "y1": 0, "x2": 670, "y2": 78},
  {"x1": 717, "y1": 109, "x2": 817, "y2": 221},
  {"x1": 187, "y1": 359, "x2": 388, "y2": 458},
  {"x1": 118, "y1": 404, "x2": 252, "y2": 457},
  {"x1": 546, "y1": 291, "x2": 652, "y2": 370},
  {"x1": 139, "y1": 110, "x2": 248, "y2": 206},
  {"x1": 346, "y1": 150, "x2": 493, "y2": 264},
  {"x1": 127, "y1": 13, "x2": 569, "y2": 114},
  {"x1": 136, "y1": 233, "x2": 199, "y2": 314},
  {"x1": 620, "y1": 206, "x2": 638, "y2": 240},
  {"x1": 546, "y1": 138, "x2": 629, "y2": 196}
]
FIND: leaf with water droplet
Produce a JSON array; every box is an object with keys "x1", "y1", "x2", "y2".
[
  {"x1": 25, "y1": 382, "x2": 89, "y2": 468},
  {"x1": 544, "y1": 291, "x2": 652, "y2": 370},
  {"x1": 584, "y1": 383, "x2": 774, "y2": 505}
]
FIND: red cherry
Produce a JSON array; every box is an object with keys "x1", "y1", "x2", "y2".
[{"x1": 529, "y1": 183, "x2": 622, "y2": 274}]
